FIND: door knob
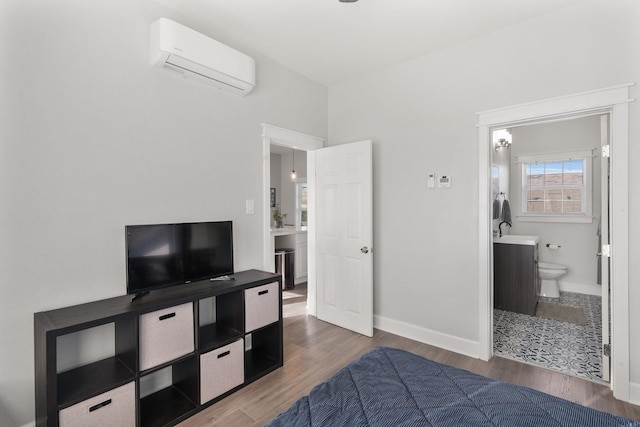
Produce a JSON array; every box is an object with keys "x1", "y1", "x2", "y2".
[{"x1": 361, "y1": 246, "x2": 370, "y2": 254}]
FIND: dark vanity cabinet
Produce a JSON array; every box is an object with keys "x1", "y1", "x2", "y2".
[{"x1": 493, "y1": 242, "x2": 539, "y2": 316}]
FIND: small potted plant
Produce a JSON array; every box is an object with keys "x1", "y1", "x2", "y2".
[{"x1": 272, "y1": 205, "x2": 287, "y2": 228}]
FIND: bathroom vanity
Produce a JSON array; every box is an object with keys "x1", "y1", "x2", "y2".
[{"x1": 493, "y1": 235, "x2": 539, "y2": 316}]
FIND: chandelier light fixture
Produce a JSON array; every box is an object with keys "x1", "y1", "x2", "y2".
[{"x1": 493, "y1": 129, "x2": 512, "y2": 151}]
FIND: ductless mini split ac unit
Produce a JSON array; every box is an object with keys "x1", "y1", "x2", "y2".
[{"x1": 149, "y1": 18, "x2": 256, "y2": 96}]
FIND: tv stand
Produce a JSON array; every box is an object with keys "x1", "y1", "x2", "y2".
[{"x1": 34, "y1": 269, "x2": 282, "y2": 427}]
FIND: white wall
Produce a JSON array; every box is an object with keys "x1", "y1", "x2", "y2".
[
  {"x1": 328, "y1": 0, "x2": 639, "y2": 393},
  {"x1": 508, "y1": 116, "x2": 602, "y2": 289},
  {"x1": 0, "y1": 0, "x2": 327, "y2": 425}
]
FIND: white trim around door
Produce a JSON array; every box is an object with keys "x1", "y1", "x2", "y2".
[{"x1": 476, "y1": 83, "x2": 634, "y2": 402}]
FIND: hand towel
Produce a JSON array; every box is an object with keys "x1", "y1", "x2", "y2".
[
  {"x1": 501, "y1": 199, "x2": 512, "y2": 225},
  {"x1": 493, "y1": 199, "x2": 500, "y2": 220}
]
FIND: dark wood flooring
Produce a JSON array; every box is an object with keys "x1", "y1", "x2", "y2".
[{"x1": 179, "y1": 293, "x2": 640, "y2": 426}]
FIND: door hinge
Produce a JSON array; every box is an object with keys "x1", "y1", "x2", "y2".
[
  {"x1": 602, "y1": 145, "x2": 610, "y2": 158},
  {"x1": 603, "y1": 343, "x2": 611, "y2": 357},
  {"x1": 602, "y1": 244, "x2": 611, "y2": 257}
]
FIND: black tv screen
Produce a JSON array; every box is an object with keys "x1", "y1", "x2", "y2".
[{"x1": 126, "y1": 221, "x2": 234, "y2": 295}]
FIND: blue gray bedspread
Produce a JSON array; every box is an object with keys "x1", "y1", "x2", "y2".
[{"x1": 267, "y1": 347, "x2": 639, "y2": 426}]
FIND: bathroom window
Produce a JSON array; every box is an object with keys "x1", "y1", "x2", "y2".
[{"x1": 518, "y1": 150, "x2": 593, "y2": 223}]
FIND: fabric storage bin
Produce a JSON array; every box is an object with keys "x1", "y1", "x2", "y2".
[
  {"x1": 139, "y1": 302, "x2": 195, "y2": 371},
  {"x1": 59, "y1": 381, "x2": 135, "y2": 427},
  {"x1": 244, "y1": 282, "x2": 279, "y2": 333},
  {"x1": 200, "y1": 339, "x2": 244, "y2": 404}
]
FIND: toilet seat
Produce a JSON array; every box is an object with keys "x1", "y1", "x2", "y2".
[{"x1": 538, "y1": 262, "x2": 567, "y2": 270}]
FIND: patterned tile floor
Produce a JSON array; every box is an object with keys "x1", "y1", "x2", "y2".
[{"x1": 493, "y1": 291, "x2": 604, "y2": 383}]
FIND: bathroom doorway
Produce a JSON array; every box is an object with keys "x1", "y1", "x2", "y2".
[
  {"x1": 490, "y1": 114, "x2": 609, "y2": 382},
  {"x1": 477, "y1": 84, "x2": 631, "y2": 400}
]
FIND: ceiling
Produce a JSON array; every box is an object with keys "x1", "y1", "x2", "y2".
[{"x1": 155, "y1": 0, "x2": 587, "y2": 86}]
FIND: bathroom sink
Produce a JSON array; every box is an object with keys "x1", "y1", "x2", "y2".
[{"x1": 493, "y1": 234, "x2": 538, "y2": 245}]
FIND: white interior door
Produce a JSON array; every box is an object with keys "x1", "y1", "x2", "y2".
[
  {"x1": 314, "y1": 140, "x2": 373, "y2": 337},
  {"x1": 600, "y1": 115, "x2": 611, "y2": 382}
]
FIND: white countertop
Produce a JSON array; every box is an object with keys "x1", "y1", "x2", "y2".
[
  {"x1": 493, "y1": 234, "x2": 539, "y2": 245},
  {"x1": 271, "y1": 226, "x2": 307, "y2": 236}
]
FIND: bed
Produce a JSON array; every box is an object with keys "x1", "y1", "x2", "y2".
[{"x1": 266, "y1": 347, "x2": 640, "y2": 427}]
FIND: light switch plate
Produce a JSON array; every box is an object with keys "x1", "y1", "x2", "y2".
[
  {"x1": 246, "y1": 199, "x2": 255, "y2": 215},
  {"x1": 427, "y1": 173, "x2": 435, "y2": 188}
]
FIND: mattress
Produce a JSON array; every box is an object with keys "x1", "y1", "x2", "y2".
[{"x1": 267, "y1": 347, "x2": 640, "y2": 427}]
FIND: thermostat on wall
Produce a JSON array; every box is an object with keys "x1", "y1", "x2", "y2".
[{"x1": 438, "y1": 175, "x2": 452, "y2": 188}]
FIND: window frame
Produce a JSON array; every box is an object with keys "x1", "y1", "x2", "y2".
[
  {"x1": 295, "y1": 181, "x2": 308, "y2": 227},
  {"x1": 517, "y1": 149, "x2": 594, "y2": 223}
]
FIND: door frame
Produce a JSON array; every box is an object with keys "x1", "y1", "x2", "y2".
[
  {"x1": 477, "y1": 83, "x2": 633, "y2": 400},
  {"x1": 261, "y1": 124, "x2": 325, "y2": 316},
  {"x1": 600, "y1": 114, "x2": 611, "y2": 383}
]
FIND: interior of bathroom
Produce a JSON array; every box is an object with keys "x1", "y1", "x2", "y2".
[
  {"x1": 270, "y1": 145, "x2": 308, "y2": 291},
  {"x1": 491, "y1": 114, "x2": 607, "y2": 383}
]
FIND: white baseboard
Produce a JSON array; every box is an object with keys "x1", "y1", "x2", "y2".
[
  {"x1": 630, "y1": 380, "x2": 640, "y2": 406},
  {"x1": 21, "y1": 421, "x2": 35, "y2": 427},
  {"x1": 374, "y1": 315, "x2": 480, "y2": 359},
  {"x1": 558, "y1": 281, "x2": 601, "y2": 296}
]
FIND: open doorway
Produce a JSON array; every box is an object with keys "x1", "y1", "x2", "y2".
[
  {"x1": 490, "y1": 114, "x2": 608, "y2": 382},
  {"x1": 477, "y1": 84, "x2": 632, "y2": 400},
  {"x1": 261, "y1": 124, "x2": 324, "y2": 317},
  {"x1": 270, "y1": 145, "x2": 308, "y2": 291}
]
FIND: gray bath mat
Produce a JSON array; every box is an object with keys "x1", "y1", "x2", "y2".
[{"x1": 536, "y1": 302, "x2": 587, "y2": 325}]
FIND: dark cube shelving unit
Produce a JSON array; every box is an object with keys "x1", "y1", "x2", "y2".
[{"x1": 34, "y1": 269, "x2": 283, "y2": 427}]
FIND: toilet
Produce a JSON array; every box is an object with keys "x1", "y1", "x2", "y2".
[{"x1": 537, "y1": 262, "x2": 568, "y2": 298}]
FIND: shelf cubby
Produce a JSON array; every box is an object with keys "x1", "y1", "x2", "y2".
[
  {"x1": 55, "y1": 316, "x2": 137, "y2": 409},
  {"x1": 245, "y1": 322, "x2": 282, "y2": 382},
  {"x1": 57, "y1": 356, "x2": 135, "y2": 409},
  {"x1": 199, "y1": 322, "x2": 243, "y2": 352},
  {"x1": 140, "y1": 386, "x2": 197, "y2": 427},
  {"x1": 198, "y1": 291, "x2": 243, "y2": 352},
  {"x1": 139, "y1": 356, "x2": 198, "y2": 427}
]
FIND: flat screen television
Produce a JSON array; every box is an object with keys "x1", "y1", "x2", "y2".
[{"x1": 126, "y1": 221, "x2": 234, "y2": 296}]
